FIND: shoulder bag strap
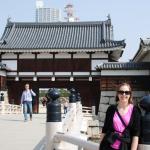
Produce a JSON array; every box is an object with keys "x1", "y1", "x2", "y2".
[{"x1": 116, "y1": 109, "x2": 127, "y2": 128}]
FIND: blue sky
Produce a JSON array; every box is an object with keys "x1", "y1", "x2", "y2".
[{"x1": 0, "y1": 0, "x2": 150, "y2": 61}]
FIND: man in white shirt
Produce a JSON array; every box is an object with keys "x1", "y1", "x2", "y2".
[{"x1": 21, "y1": 83, "x2": 36, "y2": 122}]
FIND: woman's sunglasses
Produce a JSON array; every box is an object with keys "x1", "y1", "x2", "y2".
[{"x1": 118, "y1": 91, "x2": 131, "y2": 95}]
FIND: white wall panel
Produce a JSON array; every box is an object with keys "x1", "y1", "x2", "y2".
[
  {"x1": 2, "y1": 53, "x2": 17, "y2": 59},
  {"x1": 73, "y1": 72, "x2": 90, "y2": 75},
  {"x1": 19, "y1": 53, "x2": 35, "y2": 59},
  {"x1": 92, "y1": 52, "x2": 108, "y2": 58},
  {"x1": 73, "y1": 53, "x2": 89, "y2": 58},
  {"x1": 91, "y1": 60, "x2": 108, "y2": 70},
  {"x1": 55, "y1": 53, "x2": 71, "y2": 58},
  {"x1": 0, "y1": 71, "x2": 6, "y2": 76},
  {"x1": 2, "y1": 60, "x2": 17, "y2": 70},
  {"x1": 19, "y1": 72, "x2": 35, "y2": 76},
  {"x1": 6, "y1": 72, "x2": 17, "y2": 76},
  {"x1": 55, "y1": 72, "x2": 71, "y2": 75},
  {"x1": 36, "y1": 72, "x2": 53, "y2": 76},
  {"x1": 37, "y1": 53, "x2": 53, "y2": 59}
]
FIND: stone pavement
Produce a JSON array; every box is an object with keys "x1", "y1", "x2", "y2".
[{"x1": 0, "y1": 113, "x2": 46, "y2": 150}]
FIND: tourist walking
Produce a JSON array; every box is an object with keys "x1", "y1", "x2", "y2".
[
  {"x1": 21, "y1": 83, "x2": 36, "y2": 122},
  {"x1": 100, "y1": 82, "x2": 141, "y2": 150}
]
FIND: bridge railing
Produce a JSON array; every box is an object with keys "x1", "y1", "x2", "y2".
[
  {"x1": 44, "y1": 88, "x2": 99, "y2": 150},
  {"x1": 0, "y1": 102, "x2": 22, "y2": 114},
  {"x1": 45, "y1": 102, "x2": 99, "y2": 150},
  {"x1": 54, "y1": 132, "x2": 99, "y2": 150}
]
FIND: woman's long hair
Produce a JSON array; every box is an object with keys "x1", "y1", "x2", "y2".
[{"x1": 115, "y1": 82, "x2": 133, "y2": 104}]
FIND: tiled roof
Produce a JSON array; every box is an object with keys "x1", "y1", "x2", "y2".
[
  {"x1": 0, "y1": 20, "x2": 125, "y2": 51},
  {"x1": 132, "y1": 38, "x2": 150, "y2": 62},
  {"x1": 96, "y1": 62, "x2": 150, "y2": 70}
]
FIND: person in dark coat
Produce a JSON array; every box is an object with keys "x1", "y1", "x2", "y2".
[{"x1": 100, "y1": 83, "x2": 141, "y2": 150}]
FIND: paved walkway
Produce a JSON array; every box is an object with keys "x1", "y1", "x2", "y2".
[{"x1": 0, "y1": 113, "x2": 46, "y2": 150}]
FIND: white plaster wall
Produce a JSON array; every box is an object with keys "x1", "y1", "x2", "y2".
[
  {"x1": 19, "y1": 53, "x2": 35, "y2": 59},
  {"x1": 1, "y1": 53, "x2": 17, "y2": 59},
  {"x1": 91, "y1": 60, "x2": 108, "y2": 70},
  {"x1": 0, "y1": 71, "x2": 6, "y2": 76},
  {"x1": 19, "y1": 72, "x2": 35, "y2": 76},
  {"x1": 1, "y1": 60, "x2": 17, "y2": 70},
  {"x1": 92, "y1": 52, "x2": 108, "y2": 58},
  {"x1": 37, "y1": 53, "x2": 53, "y2": 59},
  {"x1": 73, "y1": 53, "x2": 89, "y2": 58},
  {"x1": 73, "y1": 72, "x2": 90, "y2": 75},
  {"x1": 55, "y1": 53, "x2": 71, "y2": 58},
  {"x1": 6, "y1": 72, "x2": 17, "y2": 76},
  {"x1": 55, "y1": 72, "x2": 71, "y2": 75},
  {"x1": 36, "y1": 72, "x2": 53, "y2": 76}
]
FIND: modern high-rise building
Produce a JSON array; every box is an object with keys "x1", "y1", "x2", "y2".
[
  {"x1": 64, "y1": 3, "x2": 79, "y2": 22},
  {"x1": 36, "y1": 0, "x2": 44, "y2": 8},
  {"x1": 36, "y1": 0, "x2": 61, "y2": 22}
]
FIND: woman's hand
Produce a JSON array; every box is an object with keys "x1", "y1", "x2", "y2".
[
  {"x1": 131, "y1": 136, "x2": 139, "y2": 150},
  {"x1": 100, "y1": 133, "x2": 105, "y2": 142}
]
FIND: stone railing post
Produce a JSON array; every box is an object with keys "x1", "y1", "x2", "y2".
[
  {"x1": 138, "y1": 95, "x2": 150, "y2": 150},
  {"x1": 92, "y1": 106, "x2": 96, "y2": 116},
  {"x1": 0, "y1": 93, "x2": 4, "y2": 101},
  {"x1": 69, "y1": 88, "x2": 77, "y2": 114},
  {"x1": 46, "y1": 88, "x2": 63, "y2": 150},
  {"x1": 0, "y1": 93, "x2": 5, "y2": 114},
  {"x1": 76, "y1": 92, "x2": 82, "y2": 118}
]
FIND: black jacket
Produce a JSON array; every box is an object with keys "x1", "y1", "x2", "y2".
[{"x1": 100, "y1": 104, "x2": 141, "y2": 150}]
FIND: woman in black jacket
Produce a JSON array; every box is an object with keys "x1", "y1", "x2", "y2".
[{"x1": 100, "y1": 83, "x2": 141, "y2": 150}]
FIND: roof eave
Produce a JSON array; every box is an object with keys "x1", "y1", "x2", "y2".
[{"x1": 0, "y1": 46, "x2": 125, "y2": 53}]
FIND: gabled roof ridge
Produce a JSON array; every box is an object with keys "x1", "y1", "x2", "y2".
[{"x1": 6, "y1": 19, "x2": 111, "y2": 27}]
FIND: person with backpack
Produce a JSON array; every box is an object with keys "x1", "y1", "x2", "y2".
[
  {"x1": 20, "y1": 83, "x2": 36, "y2": 122},
  {"x1": 100, "y1": 83, "x2": 141, "y2": 150}
]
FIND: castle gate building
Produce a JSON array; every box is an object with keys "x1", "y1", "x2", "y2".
[{"x1": 0, "y1": 18, "x2": 125, "y2": 113}]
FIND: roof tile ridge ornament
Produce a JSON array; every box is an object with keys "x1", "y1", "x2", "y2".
[
  {"x1": 113, "y1": 39, "x2": 126, "y2": 48},
  {"x1": 7, "y1": 17, "x2": 12, "y2": 24},
  {"x1": 140, "y1": 38, "x2": 144, "y2": 46},
  {"x1": 4, "y1": 22, "x2": 16, "y2": 44},
  {"x1": 106, "y1": 14, "x2": 111, "y2": 25},
  {"x1": 118, "y1": 39, "x2": 126, "y2": 48},
  {"x1": 0, "y1": 17, "x2": 12, "y2": 44}
]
